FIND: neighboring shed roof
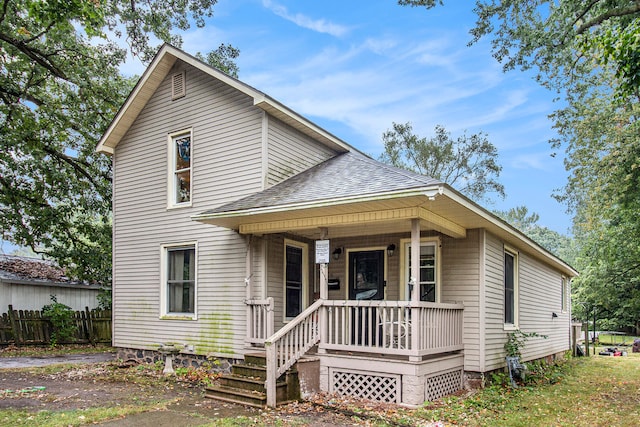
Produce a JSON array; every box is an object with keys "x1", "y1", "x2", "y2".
[
  {"x1": 201, "y1": 152, "x2": 443, "y2": 215},
  {"x1": 0, "y1": 255, "x2": 101, "y2": 289}
]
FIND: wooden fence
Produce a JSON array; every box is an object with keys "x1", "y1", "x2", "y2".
[{"x1": 0, "y1": 305, "x2": 111, "y2": 346}]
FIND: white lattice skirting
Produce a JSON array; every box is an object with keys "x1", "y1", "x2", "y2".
[
  {"x1": 425, "y1": 369, "x2": 463, "y2": 401},
  {"x1": 330, "y1": 368, "x2": 401, "y2": 404}
]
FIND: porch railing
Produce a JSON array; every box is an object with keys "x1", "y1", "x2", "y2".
[
  {"x1": 321, "y1": 300, "x2": 464, "y2": 357},
  {"x1": 264, "y1": 299, "x2": 322, "y2": 407},
  {"x1": 245, "y1": 298, "x2": 274, "y2": 345},
  {"x1": 258, "y1": 299, "x2": 464, "y2": 406}
]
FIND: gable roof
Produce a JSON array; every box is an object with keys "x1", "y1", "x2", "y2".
[{"x1": 96, "y1": 44, "x2": 355, "y2": 155}]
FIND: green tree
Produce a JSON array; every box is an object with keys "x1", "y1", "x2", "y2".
[
  {"x1": 0, "y1": 0, "x2": 237, "y2": 285},
  {"x1": 379, "y1": 122, "x2": 505, "y2": 203},
  {"x1": 494, "y1": 206, "x2": 574, "y2": 260},
  {"x1": 399, "y1": 1, "x2": 640, "y2": 332},
  {"x1": 400, "y1": 1, "x2": 640, "y2": 100}
]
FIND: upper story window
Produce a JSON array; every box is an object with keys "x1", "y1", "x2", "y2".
[
  {"x1": 504, "y1": 247, "x2": 519, "y2": 328},
  {"x1": 168, "y1": 130, "x2": 192, "y2": 207}
]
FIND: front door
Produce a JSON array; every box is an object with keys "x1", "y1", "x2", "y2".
[{"x1": 348, "y1": 250, "x2": 385, "y2": 300}]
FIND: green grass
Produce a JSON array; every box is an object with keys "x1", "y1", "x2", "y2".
[
  {"x1": 0, "y1": 402, "x2": 171, "y2": 427},
  {"x1": 413, "y1": 353, "x2": 640, "y2": 426}
]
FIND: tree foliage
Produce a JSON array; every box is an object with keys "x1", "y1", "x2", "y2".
[
  {"x1": 379, "y1": 122, "x2": 505, "y2": 203},
  {"x1": 0, "y1": 0, "x2": 236, "y2": 284},
  {"x1": 399, "y1": 1, "x2": 640, "y2": 332},
  {"x1": 494, "y1": 206, "x2": 574, "y2": 261}
]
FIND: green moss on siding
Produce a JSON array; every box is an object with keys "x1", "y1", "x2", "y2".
[{"x1": 194, "y1": 312, "x2": 235, "y2": 355}]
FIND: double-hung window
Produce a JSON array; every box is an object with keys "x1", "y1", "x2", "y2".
[
  {"x1": 403, "y1": 239, "x2": 439, "y2": 302},
  {"x1": 162, "y1": 243, "x2": 196, "y2": 318},
  {"x1": 504, "y1": 247, "x2": 518, "y2": 327},
  {"x1": 169, "y1": 130, "x2": 192, "y2": 207}
]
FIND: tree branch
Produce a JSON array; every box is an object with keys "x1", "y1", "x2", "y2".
[
  {"x1": 0, "y1": 33, "x2": 68, "y2": 80},
  {"x1": 41, "y1": 145, "x2": 101, "y2": 189},
  {"x1": 576, "y1": 2, "x2": 640, "y2": 34}
]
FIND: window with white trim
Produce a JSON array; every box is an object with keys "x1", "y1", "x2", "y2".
[
  {"x1": 504, "y1": 248, "x2": 518, "y2": 326},
  {"x1": 403, "y1": 239, "x2": 439, "y2": 302},
  {"x1": 284, "y1": 240, "x2": 307, "y2": 319},
  {"x1": 161, "y1": 243, "x2": 196, "y2": 318},
  {"x1": 169, "y1": 130, "x2": 192, "y2": 206}
]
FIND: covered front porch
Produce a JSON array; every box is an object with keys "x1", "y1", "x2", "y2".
[
  {"x1": 193, "y1": 160, "x2": 476, "y2": 406},
  {"x1": 236, "y1": 209, "x2": 469, "y2": 407}
]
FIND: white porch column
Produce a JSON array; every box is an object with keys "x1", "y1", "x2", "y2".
[
  {"x1": 411, "y1": 219, "x2": 420, "y2": 302},
  {"x1": 245, "y1": 235, "x2": 253, "y2": 344},
  {"x1": 410, "y1": 218, "x2": 420, "y2": 360},
  {"x1": 318, "y1": 227, "x2": 328, "y2": 354}
]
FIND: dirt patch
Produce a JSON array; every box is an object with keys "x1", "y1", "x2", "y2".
[{"x1": 0, "y1": 363, "x2": 372, "y2": 426}]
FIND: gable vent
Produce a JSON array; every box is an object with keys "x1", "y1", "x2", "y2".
[{"x1": 171, "y1": 71, "x2": 186, "y2": 100}]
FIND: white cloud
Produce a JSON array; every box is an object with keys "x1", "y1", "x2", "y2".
[
  {"x1": 262, "y1": 0, "x2": 349, "y2": 37},
  {"x1": 509, "y1": 151, "x2": 556, "y2": 171}
]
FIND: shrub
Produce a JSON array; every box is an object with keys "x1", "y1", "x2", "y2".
[
  {"x1": 504, "y1": 330, "x2": 547, "y2": 358},
  {"x1": 42, "y1": 295, "x2": 76, "y2": 346}
]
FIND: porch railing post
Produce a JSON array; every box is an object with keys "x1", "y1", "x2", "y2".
[
  {"x1": 265, "y1": 341, "x2": 277, "y2": 407},
  {"x1": 266, "y1": 296, "x2": 274, "y2": 338}
]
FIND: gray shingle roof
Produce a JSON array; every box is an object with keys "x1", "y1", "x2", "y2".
[{"x1": 202, "y1": 152, "x2": 442, "y2": 214}]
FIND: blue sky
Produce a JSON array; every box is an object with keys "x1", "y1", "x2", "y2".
[
  {"x1": 1, "y1": 1, "x2": 574, "y2": 256},
  {"x1": 151, "y1": 0, "x2": 572, "y2": 233}
]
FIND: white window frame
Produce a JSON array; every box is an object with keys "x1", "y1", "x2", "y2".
[
  {"x1": 400, "y1": 237, "x2": 441, "y2": 302},
  {"x1": 504, "y1": 245, "x2": 519, "y2": 330},
  {"x1": 160, "y1": 241, "x2": 198, "y2": 320},
  {"x1": 168, "y1": 129, "x2": 193, "y2": 208},
  {"x1": 283, "y1": 239, "x2": 308, "y2": 322}
]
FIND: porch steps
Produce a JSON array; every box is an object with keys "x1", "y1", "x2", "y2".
[{"x1": 205, "y1": 352, "x2": 300, "y2": 408}]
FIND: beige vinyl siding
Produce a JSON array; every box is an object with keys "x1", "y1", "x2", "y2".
[
  {"x1": 267, "y1": 116, "x2": 336, "y2": 186},
  {"x1": 483, "y1": 231, "x2": 570, "y2": 371},
  {"x1": 518, "y1": 252, "x2": 570, "y2": 360},
  {"x1": 441, "y1": 229, "x2": 481, "y2": 372},
  {"x1": 112, "y1": 61, "x2": 264, "y2": 358},
  {"x1": 484, "y1": 231, "x2": 509, "y2": 370}
]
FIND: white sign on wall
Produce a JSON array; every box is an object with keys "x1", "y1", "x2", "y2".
[{"x1": 315, "y1": 240, "x2": 330, "y2": 264}]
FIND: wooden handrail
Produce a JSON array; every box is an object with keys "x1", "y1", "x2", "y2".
[{"x1": 265, "y1": 299, "x2": 323, "y2": 407}]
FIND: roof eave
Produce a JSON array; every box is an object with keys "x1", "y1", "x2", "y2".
[
  {"x1": 441, "y1": 187, "x2": 579, "y2": 278},
  {"x1": 192, "y1": 186, "x2": 445, "y2": 223},
  {"x1": 96, "y1": 44, "x2": 357, "y2": 155}
]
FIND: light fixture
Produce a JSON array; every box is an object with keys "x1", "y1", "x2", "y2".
[
  {"x1": 332, "y1": 248, "x2": 342, "y2": 260},
  {"x1": 387, "y1": 244, "x2": 396, "y2": 257},
  {"x1": 552, "y1": 312, "x2": 558, "y2": 318}
]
